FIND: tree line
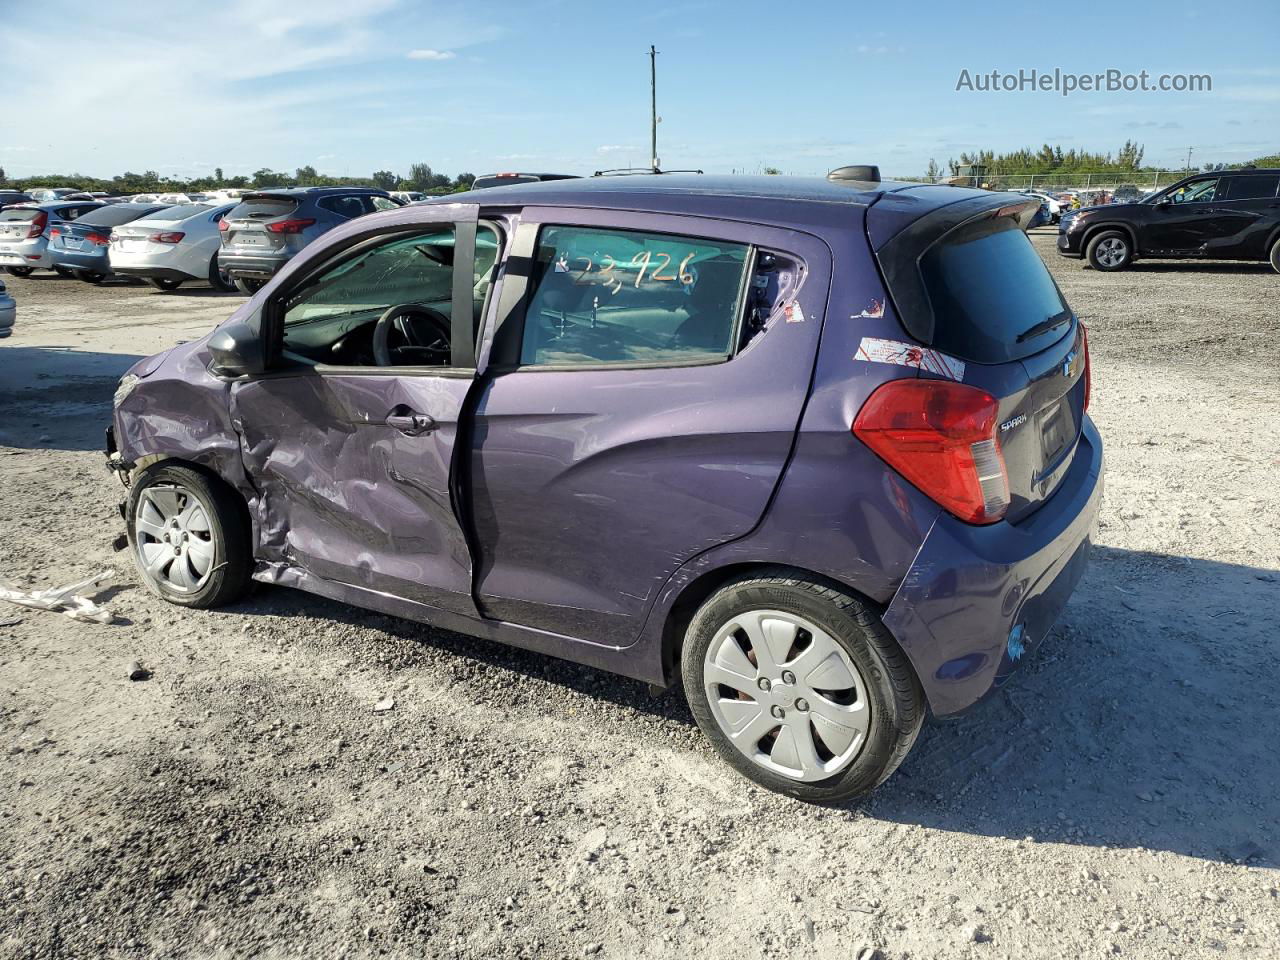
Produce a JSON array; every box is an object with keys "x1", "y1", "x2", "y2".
[
  {"x1": 0, "y1": 163, "x2": 476, "y2": 195},
  {"x1": 920, "y1": 141, "x2": 1280, "y2": 181}
]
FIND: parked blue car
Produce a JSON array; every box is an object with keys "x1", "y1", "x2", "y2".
[
  {"x1": 106, "y1": 170, "x2": 1101, "y2": 801},
  {"x1": 49, "y1": 203, "x2": 172, "y2": 283}
]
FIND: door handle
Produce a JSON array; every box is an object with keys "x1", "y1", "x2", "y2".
[{"x1": 385, "y1": 412, "x2": 436, "y2": 436}]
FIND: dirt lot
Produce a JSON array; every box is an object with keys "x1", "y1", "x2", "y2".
[{"x1": 1, "y1": 232, "x2": 1278, "y2": 960}]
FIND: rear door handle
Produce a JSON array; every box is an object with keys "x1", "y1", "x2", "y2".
[{"x1": 385, "y1": 412, "x2": 437, "y2": 436}]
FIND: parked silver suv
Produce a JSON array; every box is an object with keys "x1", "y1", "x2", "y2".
[{"x1": 217, "y1": 187, "x2": 401, "y2": 294}]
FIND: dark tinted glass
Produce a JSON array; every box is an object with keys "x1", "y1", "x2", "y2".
[
  {"x1": 229, "y1": 198, "x2": 298, "y2": 219},
  {"x1": 520, "y1": 225, "x2": 749, "y2": 366},
  {"x1": 472, "y1": 175, "x2": 538, "y2": 189},
  {"x1": 1222, "y1": 175, "x2": 1280, "y2": 201},
  {"x1": 75, "y1": 204, "x2": 169, "y2": 227},
  {"x1": 920, "y1": 217, "x2": 1070, "y2": 363},
  {"x1": 137, "y1": 203, "x2": 219, "y2": 221}
]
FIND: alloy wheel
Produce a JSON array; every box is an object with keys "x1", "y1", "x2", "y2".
[
  {"x1": 702, "y1": 609, "x2": 870, "y2": 782},
  {"x1": 134, "y1": 483, "x2": 216, "y2": 593},
  {"x1": 1096, "y1": 237, "x2": 1128, "y2": 268}
]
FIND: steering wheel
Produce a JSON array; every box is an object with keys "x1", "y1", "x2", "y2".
[{"x1": 371, "y1": 303, "x2": 451, "y2": 367}]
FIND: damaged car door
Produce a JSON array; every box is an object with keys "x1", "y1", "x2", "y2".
[{"x1": 230, "y1": 206, "x2": 494, "y2": 616}]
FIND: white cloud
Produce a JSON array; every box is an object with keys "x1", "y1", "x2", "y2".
[
  {"x1": 407, "y1": 49, "x2": 456, "y2": 61},
  {"x1": 596, "y1": 145, "x2": 638, "y2": 154},
  {"x1": 1219, "y1": 84, "x2": 1280, "y2": 102}
]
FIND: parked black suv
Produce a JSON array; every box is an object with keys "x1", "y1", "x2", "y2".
[{"x1": 1058, "y1": 168, "x2": 1280, "y2": 273}]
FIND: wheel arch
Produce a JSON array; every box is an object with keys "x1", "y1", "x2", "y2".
[
  {"x1": 658, "y1": 561, "x2": 888, "y2": 688},
  {"x1": 1081, "y1": 221, "x2": 1139, "y2": 256},
  {"x1": 128, "y1": 456, "x2": 253, "y2": 543}
]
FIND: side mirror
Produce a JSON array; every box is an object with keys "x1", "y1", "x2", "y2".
[
  {"x1": 208, "y1": 320, "x2": 265, "y2": 377},
  {"x1": 1156, "y1": 197, "x2": 1172, "y2": 206}
]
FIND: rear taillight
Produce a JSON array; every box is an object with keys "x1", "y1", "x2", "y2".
[
  {"x1": 149, "y1": 232, "x2": 185, "y2": 244},
  {"x1": 218, "y1": 218, "x2": 230, "y2": 232},
  {"x1": 266, "y1": 218, "x2": 316, "y2": 235},
  {"x1": 853, "y1": 379, "x2": 1011, "y2": 525},
  {"x1": 87, "y1": 233, "x2": 111, "y2": 247},
  {"x1": 26, "y1": 213, "x2": 47, "y2": 239},
  {"x1": 1081, "y1": 323, "x2": 1091, "y2": 412},
  {"x1": 50, "y1": 227, "x2": 61, "y2": 238}
]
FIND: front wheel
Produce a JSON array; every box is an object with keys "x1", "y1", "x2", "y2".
[
  {"x1": 681, "y1": 571, "x2": 924, "y2": 803},
  {"x1": 1086, "y1": 230, "x2": 1133, "y2": 271},
  {"x1": 147, "y1": 277, "x2": 184, "y2": 292},
  {"x1": 126, "y1": 463, "x2": 252, "y2": 608},
  {"x1": 1270, "y1": 239, "x2": 1280, "y2": 275},
  {"x1": 233, "y1": 277, "x2": 266, "y2": 295},
  {"x1": 73, "y1": 269, "x2": 105, "y2": 284},
  {"x1": 5, "y1": 266, "x2": 34, "y2": 278}
]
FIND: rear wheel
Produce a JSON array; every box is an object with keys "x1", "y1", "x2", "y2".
[
  {"x1": 73, "y1": 269, "x2": 105, "y2": 284},
  {"x1": 233, "y1": 277, "x2": 266, "y2": 295},
  {"x1": 1086, "y1": 230, "x2": 1133, "y2": 271},
  {"x1": 53, "y1": 266, "x2": 74, "y2": 278},
  {"x1": 681, "y1": 570, "x2": 925, "y2": 803},
  {"x1": 208, "y1": 255, "x2": 236, "y2": 292},
  {"x1": 1269, "y1": 238, "x2": 1280, "y2": 275},
  {"x1": 126, "y1": 463, "x2": 252, "y2": 609},
  {"x1": 146, "y1": 277, "x2": 184, "y2": 292},
  {"x1": 5, "y1": 266, "x2": 34, "y2": 278}
]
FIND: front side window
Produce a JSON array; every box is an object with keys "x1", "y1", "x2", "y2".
[
  {"x1": 520, "y1": 225, "x2": 749, "y2": 366},
  {"x1": 1168, "y1": 179, "x2": 1219, "y2": 204},
  {"x1": 280, "y1": 225, "x2": 499, "y2": 368}
]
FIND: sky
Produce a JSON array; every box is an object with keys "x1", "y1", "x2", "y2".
[{"x1": 1, "y1": 0, "x2": 1277, "y2": 181}]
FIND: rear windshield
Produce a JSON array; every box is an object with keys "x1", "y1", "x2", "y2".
[
  {"x1": 919, "y1": 217, "x2": 1070, "y2": 363},
  {"x1": 0, "y1": 208, "x2": 40, "y2": 221},
  {"x1": 76, "y1": 204, "x2": 169, "y2": 227},
  {"x1": 229, "y1": 198, "x2": 298, "y2": 220},
  {"x1": 137, "y1": 203, "x2": 215, "y2": 222}
]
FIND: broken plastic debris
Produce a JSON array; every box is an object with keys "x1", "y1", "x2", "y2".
[
  {"x1": 0, "y1": 616, "x2": 23, "y2": 628},
  {"x1": 0, "y1": 569, "x2": 116, "y2": 624},
  {"x1": 373, "y1": 697, "x2": 396, "y2": 713}
]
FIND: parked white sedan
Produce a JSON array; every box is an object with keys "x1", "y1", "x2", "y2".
[{"x1": 108, "y1": 202, "x2": 237, "y2": 292}]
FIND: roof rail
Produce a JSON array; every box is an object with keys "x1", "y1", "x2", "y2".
[{"x1": 591, "y1": 166, "x2": 705, "y2": 177}]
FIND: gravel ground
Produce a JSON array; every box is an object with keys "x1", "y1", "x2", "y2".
[{"x1": 1, "y1": 233, "x2": 1277, "y2": 960}]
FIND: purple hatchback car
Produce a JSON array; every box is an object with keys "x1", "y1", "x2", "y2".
[{"x1": 107, "y1": 170, "x2": 1102, "y2": 801}]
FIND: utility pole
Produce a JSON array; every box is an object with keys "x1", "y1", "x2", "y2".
[
  {"x1": 1184, "y1": 146, "x2": 1193, "y2": 175},
  {"x1": 649, "y1": 45, "x2": 659, "y2": 172}
]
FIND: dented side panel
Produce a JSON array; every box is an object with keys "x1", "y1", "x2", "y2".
[{"x1": 231, "y1": 372, "x2": 478, "y2": 617}]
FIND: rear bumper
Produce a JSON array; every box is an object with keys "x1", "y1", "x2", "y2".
[
  {"x1": 0, "y1": 246, "x2": 50, "y2": 269},
  {"x1": 112, "y1": 265, "x2": 199, "y2": 281},
  {"x1": 51, "y1": 249, "x2": 111, "y2": 272},
  {"x1": 883, "y1": 416, "x2": 1104, "y2": 716},
  {"x1": 218, "y1": 252, "x2": 290, "y2": 279}
]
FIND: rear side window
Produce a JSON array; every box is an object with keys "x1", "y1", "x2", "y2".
[
  {"x1": 920, "y1": 217, "x2": 1070, "y2": 363},
  {"x1": 229, "y1": 198, "x2": 298, "y2": 220},
  {"x1": 319, "y1": 195, "x2": 371, "y2": 219},
  {"x1": 1221, "y1": 175, "x2": 1280, "y2": 201},
  {"x1": 520, "y1": 225, "x2": 749, "y2": 367}
]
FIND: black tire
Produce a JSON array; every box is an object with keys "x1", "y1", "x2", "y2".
[
  {"x1": 73, "y1": 269, "x2": 105, "y2": 284},
  {"x1": 208, "y1": 255, "x2": 236, "y2": 292},
  {"x1": 53, "y1": 266, "x2": 74, "y2": 278},
  {"x1": 1085, "y1": 229, "x2": 1133, "y2": 271},
  {"x1": 233, "y1": 277, "x2": 266, "y2": 295},
  {"x1": 681, "y1": 570, "x2": 925, "y2": 803},
  {"x1": 126, "y1": 463, "x2": 253, "y2": 609},
  {"x1": 5, "y1": 266, "x2": 34, "y2": 277},
  {"x1": 146, "y1": 277, "x2": 184, "y2": 291},
  {"x1": 1269, "y1": 238, "x2": 1280, "y2": 275}
]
